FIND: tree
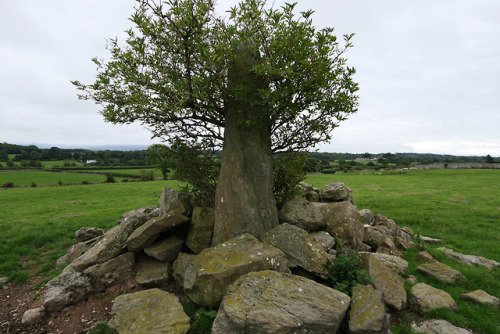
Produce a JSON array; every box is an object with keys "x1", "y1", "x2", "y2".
[
  {"x1": 146, "y1": 144, "x2": 172, "y2": 179},
  {"x1": 485, "y1": 154, "x2": 494, "y2": 163},
  {"x1": 73, "y1": 0, "x2": 359, "y2": 245}
]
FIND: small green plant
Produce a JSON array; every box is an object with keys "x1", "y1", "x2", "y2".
[
  {"x1": 31, "y1": 182, "x2": 37, "y2": 187},
  {"x1": 88, "y1": 322, "x2": 114, "y2": 334},
  {"x1": 2, "y1": 181, "x2": 14, "y2": 188},
  {"x1": 105, "y1": 173, "x2": 116, "y2": 183},
  {"x1": 181, "y1": 299, "x2": 218, "y2": 334},
  {"x1": 140, "y1": 170, "x2": 154, "y2": 181},
  {"x1": 329, "y1": 240, "x2": 371, "y2": 295},
  {"x1": 58, "y1": 180, "x2": 63, "y2": 186}
]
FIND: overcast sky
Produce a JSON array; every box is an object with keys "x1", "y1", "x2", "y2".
[{"x1": 1, "y1": 0, "x2": 499, "y2": 156}]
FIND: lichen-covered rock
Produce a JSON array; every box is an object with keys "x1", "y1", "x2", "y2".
[
  {"x1": 320, "y1": 182, "x2": 353, "y2": 203},
  {"x1": 412, "y1": 319, "x2": 472, "y2": 334},
  {"x1": 172, "y1": 252, "x2": 196, "y2": 287},
  {"x1": 184, "y1": 233, "x2": 290, "y2": 307},
  {"x1": 359, "y1": 209, "x2": 375, "y2": 225},
  {"x1": 298, "y1": 181, "x2": 320, "y2": 202},
  {"x1": 136, "y1": 257, "x2": 171, "y2": 287},
  {"x1": 359, "y1": 252, "x2": 408, "y2": 275},
  {"x1": 349, "y1": 284, "x2": 390, "y2": 334},
  {"x1": 363, "y1": 226, "x2": 389, "y2": 250},
  {"x1": 186, "y1": 207, "x2": 215, "y2": 254},
  {"x1": 84, "y1": 252, "x2": 135, "y2": 292},
  {"x1": 359, "y1": 252, "x2": 407, "y2": 310},
  {"x1": 373, "y1": 215, "x2": 405, "y2": 241},
  {"x1": 108, "y1": 288, "x2": 190, "y2": 334},
  {"x1": 417, "y1": 250, "x2": 437, "y2": 263},
  {"x1": 261, "y1": 223, "x2": 334, "y2": 279},
  {"x1": 417, "y1": 262, "x2": 466, "y2": 284},
  {"x1": 310, "y1": 231, "x2": 336, "y2": 251},
  {"x1": 376, "y1": 237, "x2": 402, "y2": 257},
  {"x1": 409, "y1": 283, "x2": 457, "y2": 312},
  {"x1": 56, "y1": 242, "x2": 89, "y2": 268},
  {"x1": 278, "y1": 196, "x2": 326, "y2": 231},
  {"x1": 43, "y1": 269, "x2": 92, "y2": 312},
  {"x1": 144, "y1": 235, "x2": 185, "y2": 262},
  {"x1": 212, "y1": 270, "x2": 350, "y2": 334},
  {"x1": 159, "y1": 187, "x2": 192, "y2": 216},
  {"x1": 461, "y1": 290, "x2": 500, "y2": 307},
  {"x1": 75, "y1": 227, "x2": 104, "y2": 242},
  {"x1": 126, "y1": 210, "x2": 189, "y2": 252},
  {"x1": 324, "y1": 201, "x2": 364, "y2": 250},
  {"x1": 436, "y1": 247, "x2": 500, "y2": 271}
]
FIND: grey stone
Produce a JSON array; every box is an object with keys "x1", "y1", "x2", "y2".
[
  {"x1": 417, "y1": 262, "x2": 466, "y2": 284},
  {"x1": 417, "y1": 250, "x2": 437, "y2": 263},
  {"x1": 320, "y1": 182, "x2": 353, "y2": 202},
  {"x1": 359, "y1": 252, "x2": 408, "y2": 275},
  {"x1": 126, "y1": 210, "x2": 189, "y2": 252},
  {"x1": 159, "y1": 187, "x2": 192, "y2": 216},
  {"x1": 407, "y1": 275, "x2": 418, "y2": 285},
  {"x1": 359, "y1": 209, "x2": 375, "y2": 225},
  {"x1": 186, "y1": 207, "x2": 215, "y2": 254},
  {"x1": 310, "y1": 231, "x2": 336, "y2": 251},
  {"x1": 436, "y1": 247, "x2": 500, "y2": 271},
  {"x1": 412, "y1": 320, "x2": 472, "y2": 334},
  {"x1": 144, "y1": 235, "x2": 185, "y2": 262},
  {"x1": 419, "y1": 235, "x2": 444, "y2": 244},
  {"x1": 373, "y1": 215, "x2": 405, "y2": 241},
  {"x1": 120, "y1": 207, "x2": 157, "y2": 222},
  {"x1": 376, "y1": 237, "x2": 402, "y2": 257},
  {"x1": 298, "y1": 181, "x2": 320, "y2": 202},
  {"x1": 172, "y1": 252, "x2": 196, "y2": 287},
  {"x1": 278, "y1": 196, "x2": 326, "y2": 231},
  {"x1": 183, "y1": 233, "x2": 290, "y2": 307},
  {"x1": 349, "y1": 284, "x2": 390, "y2": 334},
  {"x1": 363, "y1": 226, "x2": 389, "y2": 250},
  {"x1": 75, "y1": 227, "x2": 104, "y2": 242},
  {"x1": 401, "y1": 226, "x2": 415, "y2": 238},
  {"x1": 212, "y1": 270, "x2": 350, "y2": 334},
  {"x1": 461, "y1": 290, "x2": 500, "y2": 307},
  {"x1": 409, "y1": 283, "x2": 457, "y2": 312},
  {"x1": 324, "y1": 201, "x2": 364, "y2": 250},
  {"x1": 21, "y1": 307, "x2": 46, "y2": 325},
  {"x1": 136, "y1": 257, "x2": 171, "y2": 287},
  {"x1": 43, "y1": 269, "x2": 92, "y2": 312},
  {"x1": 56, "y1": 242, "x2": 89, "y2": 268},
  {"x1": 84, "y1": 252, "x2": 135, "y2": 292},
  {"x1": 108, "y1": 288, "x2": 190, "y2": 334},
  {"x1": 261, "y1": 223, "x2": 334, "y2": 279}
]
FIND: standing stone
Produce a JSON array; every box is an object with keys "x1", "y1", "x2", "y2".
[
  {"x1": 144, "y1": 235, "x2": 185, "y2": 262},
  {"x1": 324, "y1": 201, "x2": 364, "y2": 250},
  {"x1": 184, "y1": 233, "x2": 289, "y2": 307},
  {"x1": 108, "y1": 289, "x2": 190, "y2": 334},
  {"x1": 186, "y1": 207, "x2": 215, "y2": 254},
  {"x1": 417, "y1": 262, "x2": 466, "y2": 284},
  {"x1": 212, "y1": 270, "x2": 350, "y2": 334},
  {"x1": 349, "y1": 284, "x2": 390, "y2": 334},
  {"x1": 409, "y1": 283, "x2": 457, "y2": 312}
]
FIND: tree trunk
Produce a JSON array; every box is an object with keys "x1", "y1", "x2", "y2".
[{"x1": 212, "y1": 41, "x2": 279, "y2": 246}]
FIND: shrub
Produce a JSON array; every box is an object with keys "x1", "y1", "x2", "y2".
[
  {"x1": 2, "y1": 181, "x2": 14, "y2": 188},
  {"x1": 31, "y1": 182, "x2": 37, "y2": 188},
  {"x1": 140, "y1": 170, "x2": 154, "y2": 181},
  {"x1": 329, "y1": 240, "x2": 371, "y2": 295},
  {"x1": 58, "y1": 181, "x2": 63, "y2": 186},
  {"x1": 273, "y1": 152, "x2": 307, "y2": 208},
  {"x1": 82, "y1": 180, "x2": 89, "y2": 185},
  {"x1": 105, "y1": 173, "x2": 116, "y2": 183}
]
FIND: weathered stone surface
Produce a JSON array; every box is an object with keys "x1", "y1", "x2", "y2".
[
  {"x1": 324, "y1": 201, "x2": 364, "y2": 250},
  {"x1": 136, "y1": 257, "x2": 171, "y2": 287},
  {"x1": 359, "y1": 209, "x2": 375, "y2": 225},
  {"x1": 310, "y1": 231, "x2": 336, "y2": 251},
  {"x1": 186, "y1": 207, "x2": 215, "y2": 254},
  {"x1": 320, "y1": 182, "x2": 353, "y2": 202},
  {"x1": 359, "y1": 252, "x2": 408, "y2": 275},
  {"x1": 159, "y1": 187, "x2": 192, "y2": 216},
  {"x1": 412, "y1": 319, "x2": 472, "y2": 334},
  {"x1": 108, "y1": 288, "x2": 190, "y2": 334},
  {"x1": 417, "y1": 262, "x2": 466, "y2": 284},
  {"x1": 401, "y1": 227, "x2": 414, "y2": 238},
  {"x1": 69, "y1": 212, "x2": 150, "y2": 272},
  {"x1": 56, "y1": 242, "x2": 89, "y2": 268},
  {"x1": 75, "y1": 227, "x2": 104, "y2": 242},
  {"x1": 461, "y1": 290, "x2": 500, "y2": 307},
  {"x1": 212, "y1": 270, "x2": 350, "y2": 334},
  {"x1": 376, "y1": 237, "x2": 402, "y2": 257},
  {"x1": 120, "y1": 207, "x2": 158, "y2": 223},
  {"x1": 418, "y1": 250, "x2": 437, "y2": 263},
  {"x1": 349, "y1": 284, "x2": 390, "y2": 334},
  {"x1": 21, "y1": 307, "x2": 46, "y2": 325},
  {"x1": 407, "y1": 275, "x2": 418, "y2": 285},
  {"x1": 363, "y1": 226, "x2": 389, "y2": 250},
  {"x1": 43, "y1": 269, "x2": 92, "y2": 312},
  {"x1": 126, "y1": 210, "x2": 189, "y2": 252},
  {"x1": 278, "y1": 196, "x2": 326, "y2": 231},
  {"x1": 373, "y1": 215, "x2": 404, "y2": 240},
  {"x1": 84, "y1": 252, "x2": 135, "y2": 292},
  {"x1": 359, "y1": 252, "x2": 407, "y2": 310},
  {"x1": 436, "y1": 247, "x2": 500, "y2": 271},
  {"x1": 298, "y1": 181, "x2": 320, "y2": 202},
  {"x1": 261, "y1": 223, "x2": 334, "y2": 279},
  {"x1": 172, "y1": 252, "x2": 196, "y2": 287},
  {"x1": 144, "y1": 235, "x2": 185, "y2": 262},
  {"x1": 184, "y1": 233, "x2": 290, "y2": 307},
  {"x1": 420, "y1": 235, "x2": 444, "y2": 244},
  {"x1": 409, "y1": 283, "x2": 457, "y2": 312}
]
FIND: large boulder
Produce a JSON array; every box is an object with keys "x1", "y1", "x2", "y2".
[
  {"x1": 359, "y1": 252, "x2": 407, "y2": 310},
  {"x1": 320, "y1": 182, "x2": 353, "y2": 203},
  {"x1": 186, "y1": 207, "x2": 215, "y2": 254},
  {"x1": 261, "y1": 223, "x2": 334, "y2": 279},
  {"x1": 159, "y1": 187, "x2": 192, "y2": 216},
  {"x1": 108, "y1": 288, "x2": 190, "y2": 334},
  {"x1": 183, "y1": 233, "x2": 290, "y2": 307},
  {"x1": 126, "y1": 210, "x2": 189, "y2": 252},
  {"x1": 324, "y1": 201, "x2": 364, "y2": 250},
  {"x1": 349, "y1": 284, "x2": 390, "y2": 334},
  {"x1": 278, "y1": 196, "x2": 326, "y2": 231},
  {"x1": 212, "y1": 270, "x2": 350, "y2": 334},
  {"x1": 417, "y1": 262, "x2": 466, "y2": 284},
  {"x1": 409, "y1": 283, "x2": 457, "y2": 312},
  {"x1": 43, "y1": 269, "x2": 92, "y2": 312},
  {"x1": 83, "y1": 252, "x2": 135, "y2": 292}
]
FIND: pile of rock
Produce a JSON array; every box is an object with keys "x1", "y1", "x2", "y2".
[{"x1": 22, "y1": 182, "x2": 493, "y2": 333}]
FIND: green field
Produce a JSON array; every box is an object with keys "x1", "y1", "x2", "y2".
[
  {"x1": 0, "y1": 170, "x2": 111, "y2": 187},
  {"x1": 0, "y1": 169, "x2": 498, "y2": 333}
]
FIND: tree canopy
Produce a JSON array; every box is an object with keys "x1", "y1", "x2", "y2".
[{"x1": 73, "y1": 0, "x2": 359, "y2": 153}]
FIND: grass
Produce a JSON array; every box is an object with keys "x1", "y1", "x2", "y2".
[
  {"x1": 306, "y1": 169, "x2": 500, "y2": 333},
  {"x1": 0, "y1": 171, "x2": 111, "y2": 187}
]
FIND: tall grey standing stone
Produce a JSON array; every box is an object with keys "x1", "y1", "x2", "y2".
[
  {"x1": 349, "y1": 284, "x2": 390, "y2": 334},
  {"x1": 212, "y1": 270, "x2": 350, "y2": 334},
  {"x1": 186, "y1": 207, "x2": 215, "y2": 254},
  {"x1": 183, "y1": 233, "x2": 290, "y2": 307},
  {"x1": 108, "y1": 288, "x2": 190, "y2": 334},
  {"x1": 409, "y1": 283, "x2": 457, "y2": 312}
]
